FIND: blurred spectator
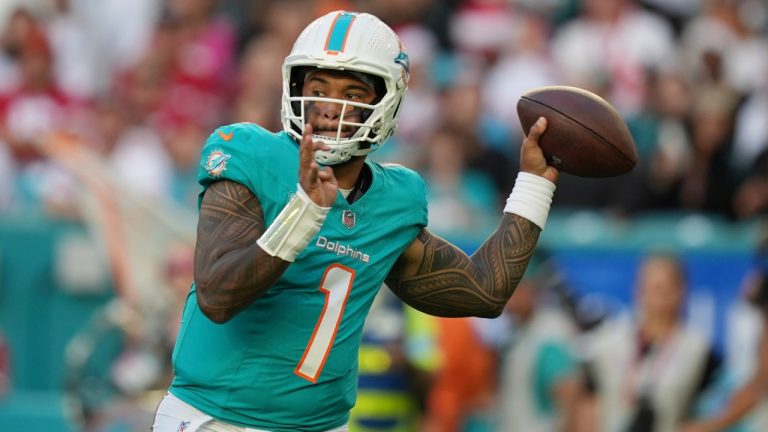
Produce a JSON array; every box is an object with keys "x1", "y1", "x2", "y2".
[
  {"x1": 364, "y1": 0, "x2": 437, "y2": 30},
  {"x1": 551, "y1": 0, "x2": 676, "y2": 115},
  {"x1": 64, "y1": 300, "x2": 166, "y2": 432},
  {"x1": 0, "y1": 10, "x2": 67, "y2": 164},
  {"x1": 620, "y1": 63, "x2": 693, "y2": 213},
  {"x1": 114, "y1": 52, "x2": 168, "y2": 128},
  {"x1": 258, "y1": 0, "x2": 315, "y2": 55},
  {"x1": 0, "y1": 0, "x2": 763, "y2": 221},
  {"x1": 424, "y1": 317, "x2": 497, "y2": 432},
  {"x1": 618, "y1": 52, "x2": 741, "y2": 218},
  {"x1": 583, "y1": 252, "x2": 720, "y2": 432},
  {"x1": 482, "y1": 9, "x2": 562, "y2": 136},
  {"x1": 682, "y1": 250, "x2": 768, "y2": 432},
  {"x1": 637, "y1": 0, "x2": 701, "y2": 35},
  {"x1": 437, "y1": 66, "x2": 515, "y2": 203},
  {"x1": 350, "y1": 288, "x2": 439, "y2": 432},
  {"x1": 448, "y1": 0, "x2": 517, "y2": 62},
  {"x1": 230, "y1": 33, "x2": 285, "y2": 129},
  {"x1": 733, "y1": 149, "x2": 768, "y2": 220},
  {"x1": 512, "y1": 0, "x2": 577, "y2": 25},
  {"x1": 732, "y1": 75, "x2": 768, "y2": 179},
  {"x1": 390, "y1": 24, "x2": 441, "y2": 155},
  {"x1": 229, "y1": 1, "x2": 313, "y2": 129},
  {"x1": 62, "y1": 243, "x2": 195, "y2": 431},
  {"x1": 77, "y1": 0, "x2": 161, "y2": 93},
  {"x1": 676, "y1": 74, "x2": 738, "y2": 217},
  {"x1": 423, "y1": 129, "x2": 498, "y2": 239},
  {"x1": 0, "y1": 11, "x2": 86, "y2": 216},
  {"x1": 153, "y1": 0, "x2": 238, "y2": 131},
  {"x1": 0, "y1": 7, "x2": 30, "y2": 95},
  {"x1": 496, "y1": 263, "x2": 584, "y2": 432},
  {"x1": 90, "y1": 97, "x2": 174, "y2": 202},
  {"x1": 679, "y1": 0, "x2": 768, "y2": 97},
  {"x1": 0, "y1": 142, "x2": 16, "y2": 212},
  {"x1": 164, "y1": 118, "x2": 207, "y2": 210},
  {"x1": 44, "y1": 0, "x2": 99, "y2": 100}
]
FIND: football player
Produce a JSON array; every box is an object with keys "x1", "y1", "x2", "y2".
[{"x1": 152, "y1": 10, "x2": 558, "y2": 432}]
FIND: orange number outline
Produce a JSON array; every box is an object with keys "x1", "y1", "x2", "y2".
[{"x1": 294, "y1": 264, "x2": 355, "y2": 382}]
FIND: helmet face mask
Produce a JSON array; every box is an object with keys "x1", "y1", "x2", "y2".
[{"x1": 281, "y1": 11, "x2": 410, "y2": 165}]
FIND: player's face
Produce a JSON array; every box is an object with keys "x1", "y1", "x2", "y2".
[
  {"x1": 301, "y1": 70, "x2": 377, "y2": 139},
  {"x1": 636, "y1": 257, "x2": 685, "y2": 319}
]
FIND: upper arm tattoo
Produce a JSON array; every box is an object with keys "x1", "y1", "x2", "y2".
[
  {"x1": 194, "y1": 180, "x2": 288, "y2": 322},
  {"x1": 385, "y1": 213, "x2": 540, "y2": 318}
]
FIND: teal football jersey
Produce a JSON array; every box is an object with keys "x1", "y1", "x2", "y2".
[{"x1": 170, "y1": 123, "x2": 428, "y2": 431}]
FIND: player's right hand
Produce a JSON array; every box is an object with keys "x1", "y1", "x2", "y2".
[
  {"x1": 520, "y1": 117, "x2": 559, "y2": 184},
  {"x1": 299, "y1": 124, "x2": 338, "y2": 207}
]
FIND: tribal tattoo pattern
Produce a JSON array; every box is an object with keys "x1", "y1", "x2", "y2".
[
  {"x1": 385, "y1": 213, "x2": 541, "y2": 318},
  {"x1": 194, "y1": 180, "x2": 288, "y2": 323}
]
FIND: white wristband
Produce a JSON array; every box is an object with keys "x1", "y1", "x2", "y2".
[
  {"x1": 504, "y1": 172, "x2": 556, "y2": 230},
  {"x1": 257, "y1": 184, "x2": 331, "y2": 262}
]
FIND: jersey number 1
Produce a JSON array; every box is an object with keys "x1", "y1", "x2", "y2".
[{"x1": 294, "y1": 264, "x2": 355, "y2": 383}]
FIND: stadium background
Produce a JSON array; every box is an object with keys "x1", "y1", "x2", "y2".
[{"x1": 0, "y1": 0, "x2": 766, "y2": 431}]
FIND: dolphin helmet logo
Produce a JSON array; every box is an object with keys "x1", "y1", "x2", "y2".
[{"x1": 394, "y1": 51, "x2": 410, "y2": 84}]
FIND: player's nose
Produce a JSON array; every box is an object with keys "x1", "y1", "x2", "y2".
[{"x1": 317, "y1": 100, "x2": 343, "y2": 120}]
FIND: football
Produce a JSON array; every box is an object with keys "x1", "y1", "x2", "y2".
[{"x1": 516, "y1": 86, "x2": 638, "y2": 177}]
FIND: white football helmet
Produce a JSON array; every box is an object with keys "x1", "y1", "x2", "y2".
[{"x1": 281, "y1": 11, "x2": 410, "y2": 165}]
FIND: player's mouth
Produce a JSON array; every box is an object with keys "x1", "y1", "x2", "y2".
[{"x1": 312, "y1": 127, "x2": 355, "y2": 139}]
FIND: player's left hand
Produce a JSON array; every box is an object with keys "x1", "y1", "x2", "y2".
[
  {"x1": 520, "y1": 117, "x2": 559, "y2": 184},
  {"x1": 299, "y1": 124, "x2": 338, "y2": 207}
]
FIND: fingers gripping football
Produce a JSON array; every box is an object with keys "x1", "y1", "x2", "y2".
[
  {"x1": 299, "y1": 124, "x2": 338, "y2": 207},
  {"x1": 521, "y1": 117, "x2": 559, "y2": 184}
]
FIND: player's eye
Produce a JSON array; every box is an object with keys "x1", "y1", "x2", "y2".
[
  {"x1": 345, "y1": 93, "x2": 364, "y2": 101},
  {"x1": 312, "y1": 91, "x2": 326, "y2": 97}
]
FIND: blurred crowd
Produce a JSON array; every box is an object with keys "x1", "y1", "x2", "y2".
[
  {"x1": 0, "y1": 0, "x2": 767, "y2": 227},
  {"x1": 1, "y1": 0, "x2": 768, "y2": 431}
]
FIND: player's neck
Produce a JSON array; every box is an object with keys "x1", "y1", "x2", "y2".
[
  {"x1": 332, "y1": 156, "x2": 371, "y2": 204},
  {"x1": 332, "y1": 156, "x2": 367, "y2": 190}
]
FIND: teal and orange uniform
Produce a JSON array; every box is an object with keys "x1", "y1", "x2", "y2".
[{"x1": 169, "y1": 123, "x2": 428, "y2": 432}]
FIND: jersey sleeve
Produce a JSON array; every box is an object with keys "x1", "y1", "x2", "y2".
[
  {"x1": 196, "y1": 123, "x2": 296, "y2": 205},
  {"x1": 411, "y1": 171, "x2": 429, "y2": 228},
  {"x1": 378, "y1": 162, "x2": 429, "y2": 229},
  {"x1": 198, "y1": 124, "x2": 256, "y2": 191}
]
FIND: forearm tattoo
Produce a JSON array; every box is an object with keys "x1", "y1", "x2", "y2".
[
  {"x1": 194, "y1": 181, "x2": 288, "y2": 322},
  {"x1": 386, "y1": 213, "x2": 540, "y2": 318}
]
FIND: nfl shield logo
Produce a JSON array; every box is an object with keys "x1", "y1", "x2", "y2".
[{"x1": 342, "y1": 210, "x2": 356, "y2": 229}]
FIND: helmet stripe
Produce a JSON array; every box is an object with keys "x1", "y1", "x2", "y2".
[{"x1": 324, "y1": 12, "x2": 357, "y2": 54}]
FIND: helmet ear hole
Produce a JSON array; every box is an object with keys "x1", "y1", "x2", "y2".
[
  {"x1": 370, "y1": 76, "x2": 386, "y2": 104},
  {"x1": 289, "y1": 66, "x2": 312, "y2": 99},
  {"x1": 288, "y1": 66, "x2": 310, "y2": 135}
]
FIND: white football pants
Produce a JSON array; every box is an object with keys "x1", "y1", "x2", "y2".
[{"x1": 152, "y1": 392, "x2": 349, "y2": 432}]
